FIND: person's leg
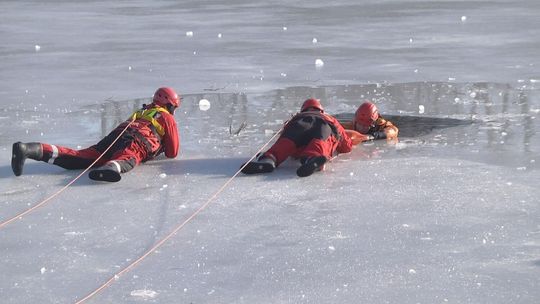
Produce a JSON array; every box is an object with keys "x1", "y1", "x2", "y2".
[
  {"x1": 43, "y1": 144, "x2": 104, "y2": 169},
  {"x1": 295, "y1": 123, "x2": 336, "y2": 177},
  {"x1": 241, "y1": 137, "x2": 297, "y2": 174},
  {"x1": 89, "y1": 141, "x2": 143, "y2": 182},
  {"x1": 11, "y1": 142, "x2": 103, "y2": 176}
]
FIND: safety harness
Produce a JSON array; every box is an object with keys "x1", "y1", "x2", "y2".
[
  {"x1": 130, "y1": 106, "x2": 169, "y2": 137},
  {"x1": 127, "y1": 106, "x2": 169, "y2": 158}
]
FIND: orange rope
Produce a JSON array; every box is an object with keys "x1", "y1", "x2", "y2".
[
  {"x1": 0, "y1": 118, "x2": 136, "y2": 230},
  {"x1": 74, "y1": 125, "x2": 284, "y2": 304}
]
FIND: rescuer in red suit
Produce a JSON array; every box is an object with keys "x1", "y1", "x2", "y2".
[
  {"x1": 11, "y1": 87, "x2": 180, "y2": 182},
  {"x1": 241, "y1": 98, "x2": 354, "y2": 177}
]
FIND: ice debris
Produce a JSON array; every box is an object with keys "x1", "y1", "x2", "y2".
[
  {"x1": 186, "y1": 31, "x2": 193, "y2": 37},
  {"x1": 315, "y1": 58, "x2": 324, "y2": 67},
  {"x1": 199, "y1": 99, "x2": 211, "y2": 111},
  {"x1": 130, "y1": 289, "x2": 158, "y2": 299}
]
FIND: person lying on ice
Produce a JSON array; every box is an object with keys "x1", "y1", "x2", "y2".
[
  {"x1": 241, "y1": 98, "x2": 354, "y2": 177},
  {"x1": 340, "y1": 101, "x2": 399, "y2": 145},
  {"x1": 11, "y1": 87, "x2": 180, "y2": 182}
]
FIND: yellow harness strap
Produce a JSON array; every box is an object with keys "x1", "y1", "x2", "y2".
[{"x1": 130, "y1": 106, "x2": 169, "y2": 137}]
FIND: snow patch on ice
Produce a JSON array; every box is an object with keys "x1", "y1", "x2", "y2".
[{"x1": 130, "y1": 289, "x2": 158, "y2": 299}]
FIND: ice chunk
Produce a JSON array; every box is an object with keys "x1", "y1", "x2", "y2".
[
  {"x1": 159, "y1": 173, "x2": 167, "y2": 178},
  {"x1": 130, "y1": 289, "x2": 158, "y2": 299},
  {"x1": 199, "y1": 99, "x2": 211, "y2": 111},
  {"x1": 312, "y1": 38, "x2": 318, "y2": 44},
  {"x1": 217, "y1": 33, "x2": 222, "y2": 38},
  {"x1": 461, "y1": 16, "x2": 467, "y2": 22},
  {"x1": 186, "y1": 31, "x2": 193, "y2": 37},
  {"x1": 418, "y1": 105, "x2": 425, "y2": 114},
  {"x1": 34, "y1": 45, "x2": 41, "y2": 52},
  {"x1": 40, "y1": 267, "x2": 46, "y2": 274},
  {"x1": 315, "y1": 58, "x2": 324, "y2": 67}
]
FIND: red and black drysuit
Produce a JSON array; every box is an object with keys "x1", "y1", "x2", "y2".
[
  {"x1": 38, "y1": 105, "x2": 179, "y2": 173},
  {"x1": 264, "y1": 110, "x2": 352, "y2": 166}
]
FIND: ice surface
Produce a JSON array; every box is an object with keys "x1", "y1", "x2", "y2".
[{"x1": 1, "y1": 1, "x2": 540, "y2": 303}]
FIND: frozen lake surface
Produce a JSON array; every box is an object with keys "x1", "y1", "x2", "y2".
[{"x1": 1, "y1": 1, "x2": 539, "y2": 303}]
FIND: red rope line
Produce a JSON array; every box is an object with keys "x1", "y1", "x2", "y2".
[
  {"x1": 0, "y1": 118, "x2": 136, "y2": 230},
  {"x1": 74, "y1": 125, "x2": 284, "y2": 304}
]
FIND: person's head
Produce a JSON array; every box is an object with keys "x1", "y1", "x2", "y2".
[
  {"x1": 152, "y1": 87, "x2": 180, "y2": 114},
  {"x1": 354, "y1": 101, "x2": 379, "y2": 133},
  {"x1": 300, "y1": 98, "x2": 324, "y2": 113}
]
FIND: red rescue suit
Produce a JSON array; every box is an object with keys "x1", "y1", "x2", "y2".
[
  {"x1": 39, "y1": 105, "x2": 179, "y2": 173},
  {"x1": 265, "y1": 111, "x2": 352, "y2": 166}
]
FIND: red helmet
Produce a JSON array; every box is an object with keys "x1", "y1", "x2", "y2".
[
  {"x1": 153, "y1": 87, "x2": 180, "y2": 108},
  {"x1": 301, "y1": 98, "x2": 324, "y2": 112},
  {"x1": 354, "y1": 101, "x2": 379, "y2": 132}
]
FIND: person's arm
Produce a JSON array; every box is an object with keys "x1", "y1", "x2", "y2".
[
  {"x1": 332, "y1": 118, "x2": 353, "y2": 153},
  {"x1": 345, "y1": 129, "x2": 374, "y2": 145},
  {"x1": 159, "y1": 114, "x2": 180, "y2": 158}
]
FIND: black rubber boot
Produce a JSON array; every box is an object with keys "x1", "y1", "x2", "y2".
[
  {"x1": 241, "y1": 155, "x2": 276, "y2": 174},
  {"x1": 11, "y1": 142, "x2": 43, "y2": 176},
  {"x1": 296, "y1": 156, "x2": 327, "y2": 177},
  {"x1": 89, "y1": 162, "x2": 122, "y2": 182}
]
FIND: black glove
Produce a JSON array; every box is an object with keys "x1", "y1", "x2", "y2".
[{"x1": 371, "y1": 131, "x2": 387, "y2": 140}]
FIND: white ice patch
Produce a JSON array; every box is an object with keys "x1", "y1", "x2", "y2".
[
  {"x1": 186, "y1": 31, "x2": 193, "y2": 37},
  {"x1": 312, "y1": 37, "x2": 318, "y2": 44},
  {"x1": 217, "y1": 33, "x2": 222, "y2": 38},
  {"x1": 461, "y1": 16, "x2": 467, "y2": 22},
  {"x1": 199, "y1": 99, "x2": 211, "y2": 111},
  {"x1": 34, "y1": 45, "x2": 41, "y2": 52},
  {"x1": 64, "y1": 231, "x2": 86, "y2": 236},
  {"x1": 315, "y1": 58, "x2": 324, "y2": 68},
  {"x1": 40, "y1": 267, "x2": 46, "y2": 274},
  {"x1": 159, "y1": 173, "x2": 167, "y2": 179},
  {"x1": 418, "y1": 105, "x2": 425, "y2": 114},
  {"x1": 130, "y1": 289, "x2": 158, "y2": 299}
]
